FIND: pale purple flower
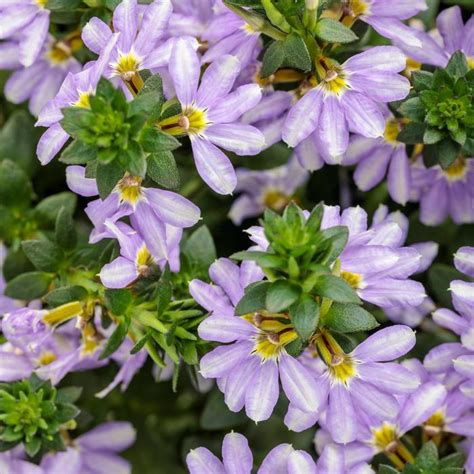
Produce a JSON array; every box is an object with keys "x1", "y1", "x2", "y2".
[
  {"x1": 384, "y1": 297, "x2": 435, "y2": 328},
  {"x1": 0, "y1": 244, "x2": 22, "y2": 314},
  {"x1": 282, "y1": 46, "x2": 410, "y2": 161},
  {"x1": 285, "y1": 326, "x2": 420, "y2": 443},
  {"x1": 395, "y1": 6, "x2": 474, "y2": 68},
  {"x1": 168, "y1": 0, "x2": 215, "y2": 39},
  {"x1": 81, "y1": 0, "x2": 174, "y2": 81},
  {"x1": 202, "y1": 8, "x2": 263, "y2": 67},
  {"x1": 66, "y1": 166, "x2": 199, "y2": 265},
  {"x1": 187, "y1": 431, "x2": 319, "y2": 474},
  {"x1": 410, "y1": 156, "x2": 474, "y2": 226},
  {"x1": 342, "y1": 0, "x2": 427, "y2": 48},
  {"x1": 0, "y1": 0, "x2": 50, "y2": 67},
  {"x1": 193, "y1": 259, "x2": 324, "y2": 422},
  {"x1": 343, "y1": 112, "x2": 412, "y2": 205},
  {"x1": 40, "y1": 422, "x2": 135, "y2": 474},
  {"x1": 228, "y1": 157, "x2": 309, "y2": 225},
  {"x1": 36, "y1": 34, "x2": 119, "y2": 166},
  {"x1": 165, "y1": 39, "x2": 264, "y2": 194},
  {"x1": 3, "y1": 36, "x2": 81, "y2": 117},
  {"x1": 0, "y1": 450, "x2": 43, "y2": 474}
]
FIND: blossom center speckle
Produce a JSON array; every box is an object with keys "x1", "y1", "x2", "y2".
[
  {"x1": 159, "y1": 107, "x2": 209, "y2": 136},
  {"x1": 340, "y1": 270, "x2": 363, "y2": 289},
  {"x1": 443, "y1": 157, "x2": 467, "y2": 181},
  {"x1": 118, "y1": 175, "x2": 143, "y2": 205},
  {"x1": 47, "y1": 42, "x2": 73, "y2": 65},
  {"x1": 263, "y1": 189, "x2": 292, "y2": 213},
  {"x1": 113, "y1": 52, "x2": 142, "y2": 81}
]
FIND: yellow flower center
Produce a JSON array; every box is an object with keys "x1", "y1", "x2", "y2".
[
  {"x1": 384, "y1": 119, "x2": 402, "y2": 144},
  {"x1": 423, "y1": 410, "x2": 445, "y2": 437},
  {"x1": 117, "y1": 175, "x2": 142, "y2": 205},
  {"x1": 347, "y1": 0, "x2": 369, "y2": 17},
  {"x1": 467, "y1": 57, "x2": 474, "y2": 70},
  {"x1": 81, "y1": 322, "x2": 101, "y2": 355},
  {"x1": 340, "y1": 271, "x2": 363, "y2": 289},
  {"x1": 243, "y1": 313, "x2": 298, "y2": 361},
  {"x1": 38, "y1": 351, "x2": 57, "y2": 366},
  {"x1": 47, "y1": 42, "x2": 72, "y2": 65},
  {"x1": 113, "y1": 52, "x2": 141, "y2": 81},
  {"x1": 371, "y1": 422, "x2": 415, "y2": 469},
  {"x1": 136, "y1": 244, "x2": 153, "y2": 275},
  {"x1": 74, "y1": 92, "x2": 91, "y2": 109},
  {"x1": 316, "y1": 58, "x2": 348, "y2": 96},
  {"x1": 36, "y1": 0, "x2": 48, "y2": 8},
  {"x1": 443, "y1": 157, "x2": 467, "y2": 181},
  {"x1": 315, "y1": 331, "x2": 357, "y2": 384},
  {"x1": 159, "y1": 107, "x2": 209, "y2": 136},
  {"x1": 263, "y1": 189, "x2": 292, "y2": 213}
]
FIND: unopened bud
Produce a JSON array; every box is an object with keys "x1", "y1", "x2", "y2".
[{"x1": 306, "y1": 0, "x2": 319, "y2": 11}]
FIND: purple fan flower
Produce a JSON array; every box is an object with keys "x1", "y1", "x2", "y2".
[
  {"x1": 248, "y1": 205, "x2": 427, "y2": 309},
  {"x1": 325, "y1": 379, "x2": 446, "y2": 468},
  {"x1": 36, "y1": 34, "x2": 119, "y2": 165},
  {"x1": 341, "y1": 0, "x2": 427, "y2": 48},
  {"x1": 0, "y1": 450, "x2": 42, "y2": 474},
  {"x1": 282, "y1": 46, "x2": 410, "y2": 161},
  {"x1": 187, "y1": 431, "x2": 319, "y2": 474},
  {"x1": 168, "y1": 0, "x2": 215, "y2": 39},
  {"x1": 163, "y1": 39, "x2": 265, "y2": 194},
  {"x1": 284, "y1": 326, "x2": 420, "y2": 443},
  {"x1": 3, "y1": 36, "x2": 81, "y2": 117},
  {"x1": 201, "y1": 7, "x2": 263, "y2": 67},
  {"x1": 40, "y1": 422, "x2": 135, "y2": 474},
  {"x1": 228, "y1": 157, "x2": 309, "y2": 225},
  {"x1": 426, "y1": 246, "x2": 474, "y2": 398},
  {"x1": 395, "y1": 6, "x2": 474, "y2": 68},
  {"x1": 99, "y1": 221, "x2": 157, "y2": 289},
  {"x1": 192, "y1": 258, "x2": 324, "y2": 422},
  {"x1": 0, "y1": 0, "x2": 50, "y2": 67},
  {"x1": 410, "y1": 156, "x2": 474, "y2": 226},
  {"x1": 65, "y1": 166, "x2": 199, "y2": 264},
  {"x1": 81, "y1": 0, "x2": 174, "y2": 84},
  {"x1": 342, "y1": 112, "x2": 412, "y2": 205}
]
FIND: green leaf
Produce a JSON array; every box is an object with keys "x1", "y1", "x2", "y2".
[
  {"x1": 439, "y1": 453, "x2": 465, "y2": 469},
  {"x1": 140, "y1": 127, "x2": 181, "y2": 152},
  {"x1": 436, "y1": 138, "x2": 461, "y2": 169},
  {"x1": 313, "y1": 274, "x2": 361, "y2": 304},
  {"x1": 412, "y1": 70, "x2": 434, "y2": 92},
  {"x1": 423, "y1": 126, "x2": 445, "y2": 144},
  {"x1": 56, "y1": 403, "x2": 80, "y2": 423},
  {"x1": 200, "y1": 389, "x2": 247, "y2": 430},
  {"x1": 24, "y1": 437, "x2": 41, "y2": 458},
  {"x1": 0, "y1": 160, "x2": 33, "y2": 209},
  {"x1": 378, "y1": 465, "x2": 399, "y2": 474},
  {"x1": 46, "y1": 0, "x2": 83, "y2": 10},
  {"x1": 283, "y1": 33, "x2": 312, "y2": 72},
  {"x1": 105, "y1": 288, "x2": 133, "y2": 315},
  {"x1": 55, "y1": 207, "x2": 77, "y2": 251},
  {"x1": 260, "y1": 40, "x2": 285, "y2": 78},
  {"x1": 59, "y1": 139, "x2": 97, "y2": 164},
  {"x1": 324, "y1": 303, "x2": 379, "y2": 333},
  {"x1": 35, "y1": 192, "x2": 77, "y2": 226},
  {"x1": 22, "y1": 240, "x2": 63, "y2": 272},
  {"x1": 315, "y1": 226, "x2": 349, "y2": 265},
  {"x1": 124, "y1": 141, "x2": 147, "y2": 178},
  {"x1": 415, "y1": 441, "x2": 439, "y2": 472},
  {"x1": 156, "y1": 270, "x2": 172, "y2": 316},
  {"x1": 399, "y1": 97, "x2": 426, "y2": 122},
  {"x1": 445, "y1": 51, "x2": 469, "y2": 80},
  {"x1": 4, "y1": 272, "x2": 53, "y2": 300},
  {"x1": 44, "y1": 286, "x2": 87, "y2": 307},
  {"x1": 289, "y1": 294, "x2": 319, "y2": 341},
  {"x1": 147, "y1": 151, "x2": 180, "y2": 190},
  {"x1": 60, "y1": 107, "x2": 96, "y2": 139},
  {"x1": 261, "y1": 0, "x2": 291, "y2": 32},
  {"x1": 100, "y1": 319, "x2": 130, "y2": 359},
  {"x1": 56, "y1": 386, "x2": 82, "y2": 404},
  {"x1": 231, "y1": 250, "x2": 286, "y2": 269},
  {"x1": 315, "y1": 18, "x2": 358, "y2": 43},
  {"x1": 130, "y1": 332, "x2": 151, "y2": 354},
  {"x1": 397, "y1": 122, "x2": 426, "y2": 144},
  {"x1": 183, "y1": 225, "x2": 217, "y2": 270},
  {"x1": 235, "y1": 281, "x2": 271, "y2": 315},
  {"x1": 306, "y1": 202, "x2": 324, "y2": 234},
  {"x1": 181, "y1": 340, "x2": 198, "y2": 365},
  {"x1": 128, "y1": 73, "x2": 164, "y2": 119},
  {"x1": 266, "y1": 279, "x2": 301, "y2": 312},
  {"x1": 96, "y1": 160, "x2": 123, "y2": 199}
]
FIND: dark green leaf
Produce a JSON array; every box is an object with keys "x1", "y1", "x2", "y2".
[
  {"x1": 283, "y1": 34, "x2": 312, "y2": 72},
  {"x1": 59, "y1": 139, "x2": 97, "y2": 164},
  {"x1": 399, "y1": 97, "x2": 426, "y2": 122},
  {"x1": 439, "y1": 453, "x2": 465, "y2": 469},
  {"x1": 147, "y1": 151, "x2": 180, "y2": 190},
  {"x1": 4, "y1": 272, "x2": 53, "y2": 300},
  {"x1": 315, "y1": 18, "x2": 358, "y2": 43},
  {"x1": 231, "y1": 250, "x2": 286, "y2": 269},
  {"x1": 445, "y1": 51, "x2": 469, "y2": 80},
  {"x1": 55, "y1": 207, "x2": 77, "y2": 251},
  {"x1": 266, "y1": 279, "x2": 301, "y2": 312},
  {"x1": 261, "y1": 41, "x2": 285, "y2": 78},
  {"x1": 130, "y1": 332, "x2": 151, "y2": 354},
  {"x1": 183, "y1": 225, "x2": 217, "y2": 270},
  {"x1": 35, "y1": 192, "x2": 77, "y2": 226},
  {"x1": 397, "y1": 122, "x2": 426, "y2": 144},
  {"x1": 412, "y1": 70, "x2": 434, "y2": 92},
  {"x1": 47, "y1": 0, "x2": 83, "y2": 10},
  {"x1": 436, "y1": 138, "x2": 461, "y2": 168},
  {"x1": 22, "y1": 240, "x2": 63, "y2": 272},
  {"x1": 423, "y1": 127, "x2": 445, "y2": 144},
  {"x1": 324, "y1": 303, "x2": 379, "y2": 333},
  {"x1": 24, "y1": 437, "x2": 41, "y2": 458},
  {"x1": 140, "y1": 127, "x2": 181, "y2": 152},
  {"x1": 96, "y1": 160, "x2": 123, "y2": 199},
  {"x1": 289, "y1": 294, "x2": 319, "y2": 341},
  {"x1": 124, "y1": 141, "x2": 147, "y2": 177},
  {"x1": 235, "y1": 281, "x2": 271, "y2": 315},
  {"x1": 99, "y1": 319, "x2": 130, "y2": 359},
  {"x1": 0, "y1": 160, "x2": 32, "y2": 209},
  {"x1": 56, "y1": 387, "x2": 82, "y2": 404},
  {"x1": 415, "y1": 441, "x2": 439, "y2": 472},
  {"x1": 313, "y1": 274, "x2": 361, "y2": 304},
  {"x1": 44, "y1": 286, "x2": 88, "y2": 307},
  {"x1": 105, "y1": 288, "x2": 133, "y2": 315},
  {"x1": 378, "y1": 465, "x2": 399, "y2": 474},
  {"x1": 56, "y1": 403, "x2": 80, "y2": 423}
]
